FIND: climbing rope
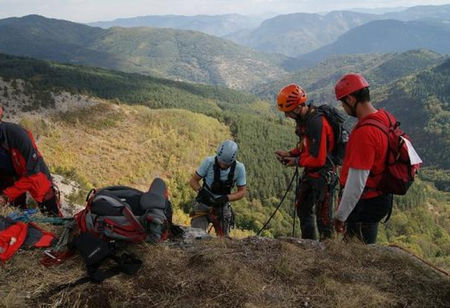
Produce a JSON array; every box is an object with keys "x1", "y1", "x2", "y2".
[
  {"x1": 257, "y1": 167, "x2": 299, "y2": 236},
  {"x1": 388, "y1": 244, "x2": 449, "y2": 277}
]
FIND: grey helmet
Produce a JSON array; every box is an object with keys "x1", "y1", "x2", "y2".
[{"x1": 216, "y1": 140, "x2": 238, "y2": 165}]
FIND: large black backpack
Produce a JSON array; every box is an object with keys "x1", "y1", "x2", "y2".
[
  {"x1": 317, "y1": 104, "x2": 349, "y2": 166},
  {"x1": 75, "y1": 178, "x2": 173, "y2": 243}
]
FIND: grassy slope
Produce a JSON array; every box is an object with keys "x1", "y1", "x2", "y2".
[{"x1": 23, "y1": 103, "x2": 230, "y2": 226}]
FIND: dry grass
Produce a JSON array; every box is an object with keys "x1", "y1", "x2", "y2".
[
  {"x1": 1, "y1": 233, "x2": 449, "y2": 308},
  {"x1": 19, "y1": 102, "x2": 231, "y2": 222}
]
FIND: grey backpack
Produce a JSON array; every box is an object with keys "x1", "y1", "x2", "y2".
[{"x1": 75, "y1": 178, "x2": 173, "y2": 243}]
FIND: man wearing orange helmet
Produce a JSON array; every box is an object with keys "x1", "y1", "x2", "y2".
[
  {"x1": 333, "y1": 73, "x2": 393, "y2": 244},
  {"x1": 275, "y1": 84, "x2": 338, "y2": 240},
  {"x1": 0, "y1": 105, "x2": 61, "y2": 216}
]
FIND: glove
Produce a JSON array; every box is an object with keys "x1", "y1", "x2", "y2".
[
  {"x1": 213, "y1": 195, "x2": 229, "y2": 207},
  {"x1": 335, "y1": 219, "x2": 346, "y2": 234},
  {"x1": 196, "y1": 187, "x2": 215, "y2": 205}
]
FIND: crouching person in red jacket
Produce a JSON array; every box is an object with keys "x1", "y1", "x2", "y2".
[{"x1": 0, "y1": 105, "x2": 61, "y2": 216}]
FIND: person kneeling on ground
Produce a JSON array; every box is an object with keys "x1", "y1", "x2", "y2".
[
  {"x1": 0, "y1": 104, "x2": 61, "y2": 216},
  {"x1": 189, "y1": 140, "x2": 246, "y2": 237}
]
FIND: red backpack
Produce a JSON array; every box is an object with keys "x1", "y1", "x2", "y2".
[
  {"x1": 356, "y1": 110, "x2": 421, "y2": 195},
  {"x1": 75, "y1": 178, "x2": 173, "y2": 243}
]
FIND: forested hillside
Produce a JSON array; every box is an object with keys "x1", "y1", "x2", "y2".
[
  {"x1": 256, "y1": 50, "x2": 444, "y2": 108},
  {"x1": 0, "y1": 15, "x2": 287, "y2": 89},
  {"x1": 377, "y1": 58, "x2": 450, "y2": 171}
]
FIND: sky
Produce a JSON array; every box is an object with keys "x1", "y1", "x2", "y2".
[{"x1": 1, "y1": 0, "x2": 450, "y2": 23}]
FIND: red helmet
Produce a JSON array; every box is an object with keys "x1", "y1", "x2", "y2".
[
  {"x1": 276, "y1": 84, "x2": 307, "y2": 112},
  {"x1": 334, "y1": 73, "x2": 369, "y2": 100}
]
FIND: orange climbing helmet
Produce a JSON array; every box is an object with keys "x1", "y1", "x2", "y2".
[{"x1": 276, "y1": 84, "x2": 307, "y2": 112}]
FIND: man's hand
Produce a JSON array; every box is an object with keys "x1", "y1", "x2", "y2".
[
  {"x1": 282, "y1": 157, "x2": 297, "y2": 167},
  {"x1": 275, "y1": 151, "x2": 296, "y2": 166},
  {"x1": 335, "y1": 219, "x2": 346, "y2": 234},
  {"x1": 275, "y1": 150, "x2": 290, "y2": 159},
  {"x1": 196, "y1": 187, "x2": 215, "y2": 205},
  {"x1": 275, "y1": 150, "x2": 289, "y2": 164},
  {"x1": 0, "y1": 195, "x2": 8, "y2": 206},
  {"x1": 213, "y1": 195, "x2": 229, "y2": 207}
]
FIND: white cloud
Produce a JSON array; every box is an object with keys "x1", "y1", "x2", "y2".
[{"x1": 0, "y1": 0, "x2": 449, "y2": 22}]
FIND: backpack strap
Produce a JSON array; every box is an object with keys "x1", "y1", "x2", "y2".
[
  {"x1": 356, "y1": 116, "x2": 386, "y2": 136},
  {"x1": 304, "y1": 110, "x2": 323, "y2": 158},
  {"x1": 355, "y1": 110, "x2": 398, "y2": 137},
  {"x1": 45, "y1": 252, "x2": 142, "y2": 296},
  {"x1": 354, "y1": 111, "x2": 392, "y2": 182},
  {"x1": 213, "y1": 156, "x2": 221, "y2": 186},
  {"x1": 227, "y1": 160, "x2": 237, "y2": 185}
]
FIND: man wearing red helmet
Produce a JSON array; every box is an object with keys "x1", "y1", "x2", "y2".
[
  {"x1": 275, "y1": 84, "x2": 337, "y2": 240},
  {"x1": 0, "y1": 105, "x2": 61, "y2": 216},
  {"x1": 334, "y1": 73, "x2": 393, "y2": 244}
]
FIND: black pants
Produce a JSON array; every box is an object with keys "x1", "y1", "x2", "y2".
[
  {"x1": 297, "y1": 175, "x2": 335, "y2": 240},
  {"x1": 39, "y1": 187, "x2": 61, "y2": 217},
  {"x1": 346, "y1": 193, "x2": 393, "y2": 244}
]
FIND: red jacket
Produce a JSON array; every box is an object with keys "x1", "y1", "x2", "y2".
[
  {"x1": 0, "y1": 217, "x2": 55, "y2": 262},
  {"x1": 289, "y1": 109, "x2": 335, "y2": 171},
  {"x1": 340, "y1": 110, "x2": 390, "y2": 199},
  {"x1": 0, "y1": 122, "x2": 52, "y2": 202}
]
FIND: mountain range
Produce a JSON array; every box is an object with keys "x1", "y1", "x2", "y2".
[
  {"x1": 89, "y1": 14, "x2": 265, "y2": 37},
  {"x1": 2, "y1": 9, "x2": 450, "y2": 90},
  {"x1": 226, "y1": 11, "x2": 380, "y2": 57},
  {"x1": 226, "y1": 4, "x2": 450, "y2": 57},
  {"x1": 89, "y1": 5, "x2": 450, "y2": 59},
  {"x1": 295, "y1": 19, "x2": 450, "y2": 68},
  {"x1": 0, "y1": 15, "x2": 287, "y2": 90}
]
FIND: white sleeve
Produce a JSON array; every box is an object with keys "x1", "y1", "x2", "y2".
[{"x1": 335, "y1": 168, "x2": 370, "y2": 222}]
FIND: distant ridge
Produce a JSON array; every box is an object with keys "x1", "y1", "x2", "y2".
[
  {"x1": 0, "y1": 15, "x2": 288, "y2": 89},
  {"x1": 295, "y1": 19, "x2": 450, "y2": 68},
  {"x1": 88, "y1": 14, "x2": 264, "y2": 37}
]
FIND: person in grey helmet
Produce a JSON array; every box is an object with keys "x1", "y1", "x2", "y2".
[{"x1": 189, "y1": 140, "x2": 246, "y2": 237}]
